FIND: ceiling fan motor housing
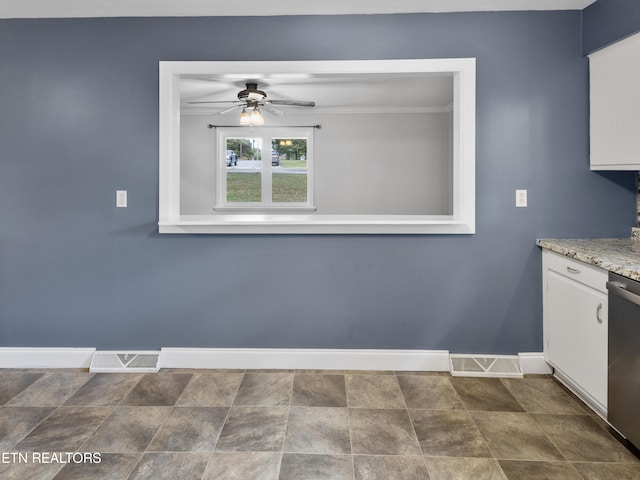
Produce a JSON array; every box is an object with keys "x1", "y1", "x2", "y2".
[{"x1": 238, "y1": 83, "x2": 266, "y2": 102}]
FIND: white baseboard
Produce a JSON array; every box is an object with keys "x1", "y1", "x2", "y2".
[
  {"x1": 160, "y1": 348, "x2": 451, "y2": 372},
  {"x1": 0, "y1": 347, "x2": 550, "y2": 375},
  {"x1": 0, "y1": 348, "x2": 95, "y2": 369},
  {"x1": 518, "y1": 352, "x2": 553, "y2": 375}
]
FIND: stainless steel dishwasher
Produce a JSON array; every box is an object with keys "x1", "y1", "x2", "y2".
[{"x1": 607, "y1": 272, "x2": 640, "y2": 449}]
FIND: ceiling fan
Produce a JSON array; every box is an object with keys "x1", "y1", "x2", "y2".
[{"x1": 188, "y1": 82, "x2": 315, "y2": 124}]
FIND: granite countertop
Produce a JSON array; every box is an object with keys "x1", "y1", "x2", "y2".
[{"x1": 537, "y1": 238, "x2": 640, "y2": 281}]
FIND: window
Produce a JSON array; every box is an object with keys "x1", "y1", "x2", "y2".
[
  {"x1": 159, "y1": 59, "x2": 475, "y2": 234},
  {"x1": 215, "y1": 127, "x2": 314, "y2": 210}
]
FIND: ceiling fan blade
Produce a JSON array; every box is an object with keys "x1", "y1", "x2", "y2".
[
  {"x1": 261, "y1": 103, "x2": 284, "y2": 116},
  {"x1": 187, "y1": 100, "x2": 239, "y2": 104},
  {"x1": 217, "y1": 104, "x2": 244, "y2": 115},
  {"x1": 268, "y1": 100, "x2": 316, "y2": 107}
]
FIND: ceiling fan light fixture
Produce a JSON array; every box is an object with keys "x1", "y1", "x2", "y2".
[
  {"x1": 239, "y1": 107, "x2": 251, "y2": 125},
  {"x1": 250, "y1": 106, "x2": 265, "y2": 125}
]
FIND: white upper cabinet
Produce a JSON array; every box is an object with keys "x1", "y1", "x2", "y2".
[{"x1": 589, "y1": 31, "x2": 640, "y2": 170}]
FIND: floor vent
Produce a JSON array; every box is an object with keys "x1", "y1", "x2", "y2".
[
  {"x1": 450, "y1": 354, "x2": 523, "y2": 378},
  {"x1": 90, "y1": 351, "x2": 161, "y2": 373}
]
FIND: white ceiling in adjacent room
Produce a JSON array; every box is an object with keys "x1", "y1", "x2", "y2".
[{"x1": 180, "y1": 72, "x2": 454, "y2": 113}]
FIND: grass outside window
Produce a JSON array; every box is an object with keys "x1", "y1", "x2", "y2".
[
  {"x1": 226, "y1": 173, "x2": 261, "y2": 203},
  {"x1": 272, "y1": 173, "x2": 307, "y2": 203},
  {"x1": 226, "y1": 172, "x2": 307, "y2": 203}
]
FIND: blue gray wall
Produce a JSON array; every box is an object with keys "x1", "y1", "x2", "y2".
[
  {"x1": 0, "y1": 12, "x2": 635, "y2": 353},
  {"x1": 582, "y1": 0, "x2": 640, "y2": 54}
]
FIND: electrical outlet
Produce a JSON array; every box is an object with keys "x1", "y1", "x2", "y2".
[
  {"x1": 116, "y1": 190, "x2": 127, "y2": 208},
  {"x1": 516, "y1": 189, "x2": 527, "y2": 208}
]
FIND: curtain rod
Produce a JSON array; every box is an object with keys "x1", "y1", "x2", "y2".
[{"x1": 208, "y1": 124, "x2": 321, "y2": 129}]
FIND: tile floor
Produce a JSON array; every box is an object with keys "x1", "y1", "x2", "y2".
[{"x1": 0, "y1": 369, "x2": 638, "y2": 479}]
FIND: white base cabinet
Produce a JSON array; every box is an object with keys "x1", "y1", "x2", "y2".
[{"x1": 542, "y1": 250, "x2": 608, "y2": 416}]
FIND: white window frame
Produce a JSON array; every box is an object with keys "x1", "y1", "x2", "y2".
[
  {"x1": 215, "y1": 127, "x2": 315, "y2": 211},
  {"x1": 159, "y1": 59, "x2": 475, "y2": 234}
]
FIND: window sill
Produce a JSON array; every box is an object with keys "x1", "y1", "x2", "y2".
[
  {"x1": 158, "y1": 215, "x2": 475, "y2": 234},
  {"x1": 214, "y1": 206, "x2": 317, "y2": 213}
]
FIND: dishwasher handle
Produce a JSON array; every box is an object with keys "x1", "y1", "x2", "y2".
[{"x1": 607, "y1": 281, "x2": 640, "y2": 307}]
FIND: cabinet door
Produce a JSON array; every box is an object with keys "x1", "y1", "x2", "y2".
[
  {"x1": 589, "y1": 31, "x2": 640, "y2": 170},
  {"x1": 545, "y1": 269, "x2": 608, "y2": 408}
]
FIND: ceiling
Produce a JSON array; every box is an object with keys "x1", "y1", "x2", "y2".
[
  {"x1": 0, "y1": 0, "x2": 597, "y2": 19},
  {"x1": 180, "y1": 73, "x2": 455, "y2": 115}
]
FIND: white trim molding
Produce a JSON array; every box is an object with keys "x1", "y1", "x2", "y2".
[
  {"x1": 0, "y1": 348, "x2": 95, "y2": 369},
  {"x1": 159, "y1": 58, "x2": 476, "y2": 235},
  {"x1": 0, "y1": 0, "x2": 597, "y2": 20},
  {"x1": 0, "y1": 348, "x2": 551, "y2": 374},
  {"x1": 160, "y1": 348, "x2": 451, "y2": 371}
]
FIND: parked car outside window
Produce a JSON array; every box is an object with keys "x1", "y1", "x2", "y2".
[
  {"x1": 271, "y1": 150, "x2": 280, "y2": 166},
  {"x1": 226, "y1": 150, "x2": 238, "y2": 166}
]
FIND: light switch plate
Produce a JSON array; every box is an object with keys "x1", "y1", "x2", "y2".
[
  {"x1": 516, "y1": 189, "x2": 527, "y2": 207},
  {"x1": 116, "y1": 190, "x2": 127, "y2": 208}
]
